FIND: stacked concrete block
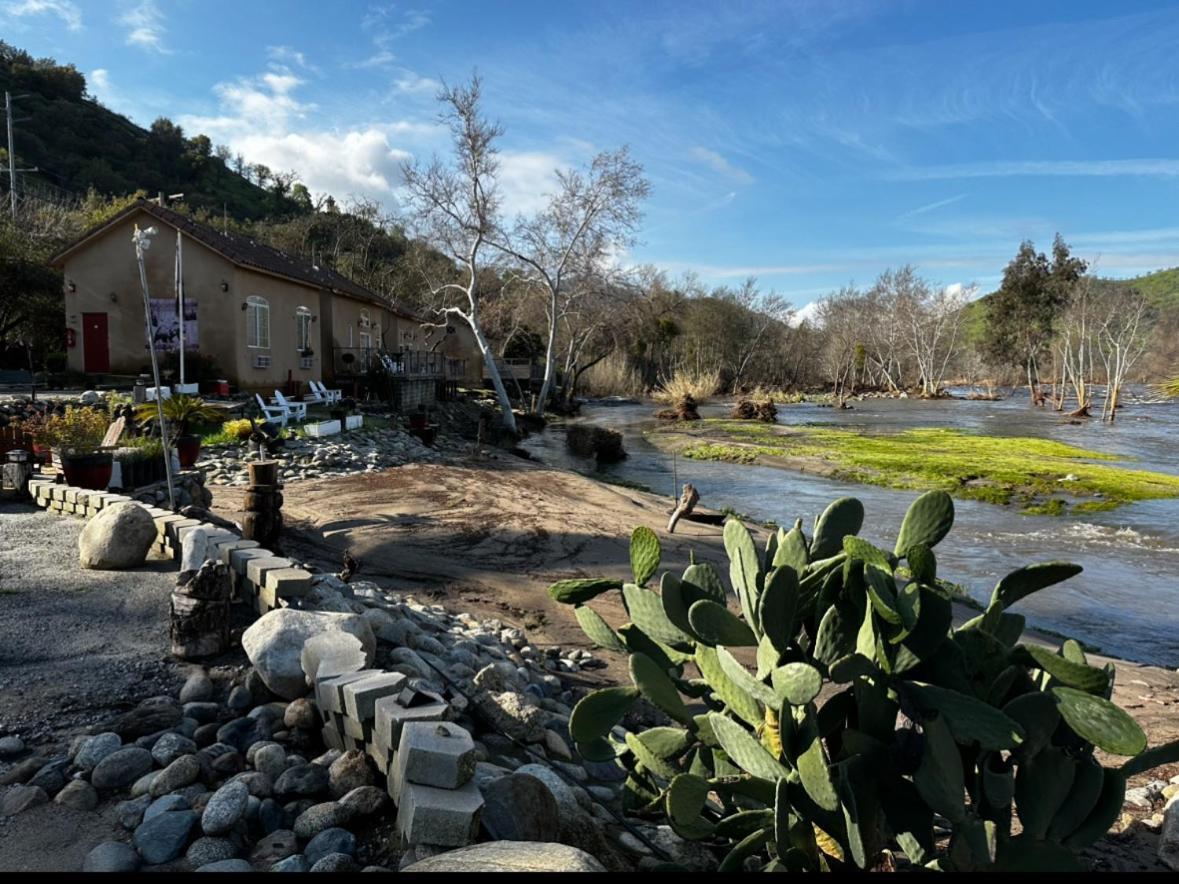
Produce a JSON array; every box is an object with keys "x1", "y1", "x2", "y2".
[
  {"x1": 371, "y1": 688, "x2": 450, "y2": 778},
  {"x1": 310, "y1": 668, "x2": 407, "y2": 757},
  {"x1": 393, "y1": 722, "x2": 482, "y2": 848}
]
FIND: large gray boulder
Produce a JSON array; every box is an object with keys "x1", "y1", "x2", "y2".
[
  {"x1": 242, "y1": 609, "x2": 375, "y2": 700},
  {"x1": 79, "y1": 502, "x2": 157, "y2": 570},
  {"x1": 401, "y1": 841, "x2": 606, "y2": 872}
]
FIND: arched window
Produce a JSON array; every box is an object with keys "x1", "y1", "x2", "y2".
[
  {"x1": 246, "y1": 296, "x2": 270, "y2": 349},
  {"x1": 295, "y1": 307, "x2": 312, "y2": 352}
]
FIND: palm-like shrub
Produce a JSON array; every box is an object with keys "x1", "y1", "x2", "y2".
[
  {"x1": 549, "y1": 491, "x2": 1179, "y2": 871},
  {"x1": 135, "y1": 394, "x2": 221, "y2": 436}
]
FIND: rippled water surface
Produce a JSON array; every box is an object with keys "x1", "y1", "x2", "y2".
[{"x1": 521, "y1": 389, "x2": 1179, "y2": 665}]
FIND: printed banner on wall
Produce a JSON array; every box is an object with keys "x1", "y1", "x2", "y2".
[{"x1": 148, "y1": 299, "x2": 199, "y2": 351}]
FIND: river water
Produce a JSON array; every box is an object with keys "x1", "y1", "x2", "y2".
[{"x1": 520, "y1": 389, "x2": 1179, "y2": 666}]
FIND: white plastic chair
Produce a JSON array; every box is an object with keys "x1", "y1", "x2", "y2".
[
  {"x1": 302, "y1": 384, "x2": 327, "y2": 406},
  {"x1": 311, "y1": 380, "x2": 342, "y2": 404},
  {"x1": 273, "y1": 391, "x2": 308, "y2": 422},
  {"x1": 254, "y1": 393, "x2": 289, "y2": 427}
]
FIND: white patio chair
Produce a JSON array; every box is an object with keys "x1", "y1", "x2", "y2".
[
  {"x1": 302, "y1": 384, "x2": 327, "y2": 406},
  {"x1": 273, "y1": 390, "x2": 308, "y2": 422},
  {"x1": 254, "y1": 393, "x2": 289, "y2": 427},
  {"x1": 311, "y1": 380, "x2": 342, "y2": 404}
]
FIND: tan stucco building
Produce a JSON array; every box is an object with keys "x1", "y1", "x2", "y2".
[{"x1": 50, "y1": 201, "x2": 482, "y2": 393}]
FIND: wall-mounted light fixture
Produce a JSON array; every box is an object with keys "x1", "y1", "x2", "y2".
[
  {"x1": 67, "y1": 281, "x2": 76, "y2": 293},
  {"x1": 241, "y1": 302, "x2": 248, "y2": 311},
  {"x1": 221, "y1": 281, "x2": 230, "y2": 292},
  {"x1": 109, "y1": 292, "x2": 118, "y2": 303}
]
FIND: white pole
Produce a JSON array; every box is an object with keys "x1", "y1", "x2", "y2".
[
  {"x1": 176, "y1": 229, "x2": 186, "y2": 388},
  {"x1": 5, "y1": 92, "x2": 16, "y2": 220},
  {"x1": 133, "y1": 224, "x2": 176, "y2": 510}
]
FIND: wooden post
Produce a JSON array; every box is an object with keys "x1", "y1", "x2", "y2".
[{"x1": 242, "y1": 461, "x2": 283, "y2": 548}]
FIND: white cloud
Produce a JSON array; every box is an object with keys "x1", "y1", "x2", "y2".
[
  {"x1": 898, "y1": 193, "x2": 967, "y2": 220},
  {"x1": 496, "y1": 151, "x2": 564, "y2": 218},
  {"x1": 267, "y1": 45, "x2": 319, "y2": 74},
  {"x1": 349, "y1": 5, "x2": 432, "y2": 68},
  {"x1": 889, "y1": 159, "x2": 1179, "y2": 181},
  {"x1": 4, "y1": 0, "x2": 80, "y2": 29},
  {"x1": 790, "y1": 300, "x2": 822, "y2": 327},
  {"x1": 394, "y1": 72, "x2": 441, "y2": 95},
  {"x1": 179, "y1": 66, "x2": 421, "y2": 206},
  {"x1": 90, "y1": 68, "x2": 111, "y2": 93},
  {"x1": 121, "y1": 0, "x2": 168, "y2": 53},
  {"x1": 688, "y1": 146, "x2": 753, "y2": 184}
]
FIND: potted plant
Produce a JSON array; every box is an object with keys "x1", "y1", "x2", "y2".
[
  {"x1": 135, "y1": 394, "x2": 222, "y2": 469},
  {"x1": 40, "y1": 406, "x2": 112, "y2": 489}
]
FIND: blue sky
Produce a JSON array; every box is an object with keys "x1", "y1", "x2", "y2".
[{"x1": 7, "y1": 0, "x2": 1179, "y2": 315}]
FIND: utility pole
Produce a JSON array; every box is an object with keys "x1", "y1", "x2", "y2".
[{"x1": 4, "y1": 91, "x2": 38, "y2": 220}]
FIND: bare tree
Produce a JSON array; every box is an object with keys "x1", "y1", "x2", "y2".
[
  {"x1": 890, "y1": 267, "x2": 973, "y2": 397},
  {"x1": 1096, "y1": 286, "x2": 1153, "y2": 421},
  {"x1": 400, "y1": 75, "x2": 518, "y2": 433},
  {"x1": 490, "y1": 148, "x2": 649, "y2": 414},
  {"x1": 816, "y1": 287, "x2": 862, "y2": 408}
]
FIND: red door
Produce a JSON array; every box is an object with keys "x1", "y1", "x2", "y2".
[{"x1": 82, "y1": 313, "x2": 110, "y2": 373}]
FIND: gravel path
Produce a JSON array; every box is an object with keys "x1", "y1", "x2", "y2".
[{"x1": 0, "y1": 501, "x2": 184, "y2": 747}]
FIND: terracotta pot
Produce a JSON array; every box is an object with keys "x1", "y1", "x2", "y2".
[
  {"x1": 176, "y1": 435, "x2": 201, "y2": 469},
  {"x1": 61, "y1": 452, "x2": 113, "y2": 490}
]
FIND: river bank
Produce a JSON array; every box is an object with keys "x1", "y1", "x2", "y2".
[{"x1": 519, "y1": 395, "x2": 1179, "y2": 666}]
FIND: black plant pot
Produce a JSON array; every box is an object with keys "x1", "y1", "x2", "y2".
[{"x1": 61, "y1": 452, "x2": 113, "y2": 490}]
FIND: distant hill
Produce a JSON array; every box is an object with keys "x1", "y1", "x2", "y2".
[
  {"x1": 963, "y1": 266, "x2": 1179, "y2": 349},
  {"x1": 0, "y1": 41, "x2": 305, "y2": 220}
]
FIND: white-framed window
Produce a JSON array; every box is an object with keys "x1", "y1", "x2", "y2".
[
  {"x1": 246, "y1": 296, "x2": 270, "y2": 349},
  {"x1": 295, "y1": 307, "x2": 312, "y2": 352},
  {"x1": 359, "y1": 331, "x2": 372, "y2": 369}
]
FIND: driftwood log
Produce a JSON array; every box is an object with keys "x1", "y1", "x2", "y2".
[
  {"x1": 666, "y1": 483, "x2": 726, "y2": 533},
  {"x1": 170, "y1": 528, "x2": 231, "y2": 658}
]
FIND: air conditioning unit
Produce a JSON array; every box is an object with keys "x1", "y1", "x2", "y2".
[{"x1": 253, "y1": 354, "x2": 271, "y2": 369}]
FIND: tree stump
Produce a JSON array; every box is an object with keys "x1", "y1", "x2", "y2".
[
  {"x1": 241, "y1": 462, "x2": 283, "y2": 548},
  {"x1": 170, "y1": 559, "x2": 232, "y2": 658}
]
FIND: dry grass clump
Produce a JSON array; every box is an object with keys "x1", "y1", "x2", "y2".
[
  {"x1": 580, "y1": 354, "x2": 646, "y2": 398},
  {"x1": 654, "y1": 368, "x2": 720, "y2": 404}
]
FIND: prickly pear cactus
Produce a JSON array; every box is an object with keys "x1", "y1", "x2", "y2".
[{"x1": 548, "y1": 491, "x2": 1179, "y2": 871}]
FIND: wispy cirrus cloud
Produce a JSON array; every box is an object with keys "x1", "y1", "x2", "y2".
[
  {"x1": 267, "y1": 46, "x2": 320, "y2": 75},
  {"x1": 3, "y1": 0, "x2": 81, "y2": 30},
  {"x1": 888, "y1": 159, "x2": 1179, "y2": 181},
  {"x1": 349, "y1": 4, "x2": 431, "y2": 69},
  {"x1": 120, "y1": 0, "x2": 169, "y2": 54},
  {"x1": 688, "y1": 147, "x2": 753, "y2": 184},
  {"x1": 897, "y1": 193, "x2": 967, "y2": 219}
]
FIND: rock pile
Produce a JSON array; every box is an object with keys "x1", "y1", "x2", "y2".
[
  {"x1": 196, "y1": 427, "x2": 466, "y2": 486},
  {"x1": 0, "y1": 568, "x2": 711, "y2": 872}
]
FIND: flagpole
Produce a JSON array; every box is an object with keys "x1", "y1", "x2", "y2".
[
  {"x1": 134, "y1": 224, "x2": 176, "y2": 510},
  {"x1": 177, "y1": 230, "x2": 185, "y2": 389}
]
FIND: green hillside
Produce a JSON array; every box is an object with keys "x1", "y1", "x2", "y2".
[
  {"x1": 963, "y1": 266, "x2": 1179, "y2": 349},
  {"x1": 0, "y1": 41, "x2": 305, "y2": 220}
]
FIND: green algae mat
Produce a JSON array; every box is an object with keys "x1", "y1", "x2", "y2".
[{"x1": 650, "y1": 419, "x2": 1179, "y2": 514}]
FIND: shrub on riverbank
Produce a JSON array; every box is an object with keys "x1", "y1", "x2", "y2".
[
  {"x1": 566, "y1": 424, "x2": 627, "y2": 463},
  {"x1": 548, "y1": 493, "x2": 1179, "y2": 872},
  {"x1": 654, "y1": 368, "x2": 720, "y2": 404}
]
